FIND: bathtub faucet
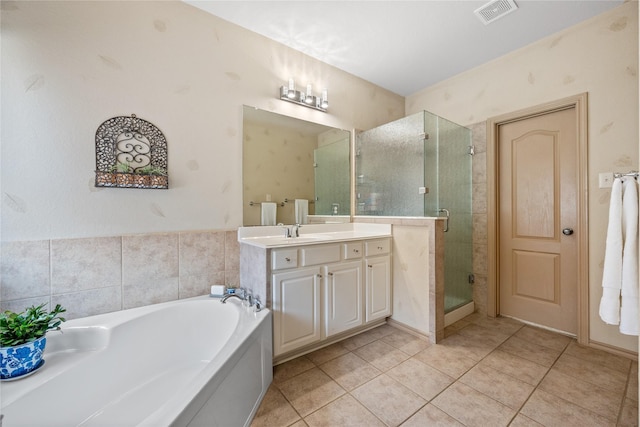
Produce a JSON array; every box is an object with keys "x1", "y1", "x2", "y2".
[
  {"x1": 221, "y1": 287, "x2": 247, "y2": 303},
  {"x1": 220, "y1": 288, "x2": 262, "y2": 312},
  {"x1": 220, "y1": 293, "x2": 244, "y2": 303}
]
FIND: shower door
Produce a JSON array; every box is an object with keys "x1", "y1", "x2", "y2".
[
  {"x1": 432, "y1": 117, "x2": 473, "y2": 313},
  {"x1": 314, "y1": 139, "x2": 350, "y2": 216}
]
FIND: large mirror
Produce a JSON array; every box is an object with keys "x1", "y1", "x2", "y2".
[{"x1": 243, "y1": 106, "x2": 351, "y2": 226}]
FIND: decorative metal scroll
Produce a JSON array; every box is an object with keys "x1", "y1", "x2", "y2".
[{"x1": 95, "y1": 114, "x2": 168, "y2": 189}]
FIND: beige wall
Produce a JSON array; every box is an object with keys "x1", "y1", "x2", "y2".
[
  {"x1": 0, "y1": 1, "x2": 403, "y2": 318},
  {"x1": 1, "y1": 0, "x2": 404, "y2": 242},
  {"x1": 407, "y1": 2, "x2": 638, "y2": 352}
]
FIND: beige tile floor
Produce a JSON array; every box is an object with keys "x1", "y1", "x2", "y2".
[{"x1": 251, "y1": 312, "x2": 639, "y2": 427}]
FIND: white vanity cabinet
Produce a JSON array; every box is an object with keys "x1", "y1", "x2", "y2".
[
  {"x1": 272, "y1": 266, "x2": 322, "y2": 356},
  {"x1": 324, "y1": 259, "x2": 363, "y2": 337},
  {"x1": 365, "y1": 239, "x2": 392, "y2": 322},
  {"x1": 270, "y1": 237, "x2": 391, "y2": 358}
]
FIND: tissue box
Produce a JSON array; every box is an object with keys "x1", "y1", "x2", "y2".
[{"x1": 210, "y1": 285, "x2": 227, "y2": 298}]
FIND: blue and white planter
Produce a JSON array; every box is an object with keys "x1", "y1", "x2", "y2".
[{"x1": 0, "y1": 336, "x2": 46, "y2": 380}]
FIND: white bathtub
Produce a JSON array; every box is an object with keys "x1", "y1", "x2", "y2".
[{"x1": 0, "y1": 296, "x2": 273, "y2": 427}]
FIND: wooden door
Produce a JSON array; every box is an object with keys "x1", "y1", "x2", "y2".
[{"x1": 498, "y1": 107, "x2": 578, "y2": 334}]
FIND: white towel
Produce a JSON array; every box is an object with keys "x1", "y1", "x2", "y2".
[
  {"x1": 599, "y1": 177, "x2": 623, "y2": 325},
  {"x1": 620, "y1": 178, "x2": 639, "y2": 335},
  {"x1": 294, "y1": 199, "x2": 308, "y2": 225},
  {"x1": 261, "y1": 202, "x2": 277, "y2": 226}
]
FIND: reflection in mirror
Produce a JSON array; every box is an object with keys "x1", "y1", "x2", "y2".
[{"x1": 242, "y1": 106, "x2": 351, "y2": 226}]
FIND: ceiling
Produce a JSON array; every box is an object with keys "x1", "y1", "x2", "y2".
[{"x1": 185, "y1": 1, "x2": 624, "y2": 96}]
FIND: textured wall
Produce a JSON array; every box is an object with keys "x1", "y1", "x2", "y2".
[
  {"x1": 0, "y1": 0, "x2": 403, "y2": 318},
  {"x1": 1, "y1": 0, "x2": 404, "y2": 242},
  {"x1": 407, "y1": 2, "x2": 638, "y2": 352}
]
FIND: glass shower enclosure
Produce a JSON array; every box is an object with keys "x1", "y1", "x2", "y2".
[
  {"x1": 314, "y1": 136, "x2": 350, "y2": 216},
  {"x1": 355, "y1": 111, "x2": 473, "y2": 313}
]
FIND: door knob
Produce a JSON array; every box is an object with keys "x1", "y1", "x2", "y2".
[{"x1": 562, "y1": 228, "x2": 574, "y2": 235}]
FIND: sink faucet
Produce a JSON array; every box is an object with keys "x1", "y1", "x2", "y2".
[
  {"x1": 293, "y1": 223, "x2": 301, "y2": 237},
  {"x1": 282, "y1": 226, "x2": 292, "y2": 238}
]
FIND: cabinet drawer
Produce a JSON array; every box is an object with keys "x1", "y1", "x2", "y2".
[
  {"x1": 343, "y1": 242, "x2": 363, "y2": 260},
  {"x1": 300, "y1": 244, "x2": 341, "y2": 266},
  {"x1": 272, "y1": 249, "x2": 298, "y2": 270},
  {"x1": 365, "y1": 239, "x2": 390, "y2": 256}
]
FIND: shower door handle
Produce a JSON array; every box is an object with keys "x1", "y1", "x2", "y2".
[{"x1": 438, "y1": 208, "x2": 450, "y2": 232}]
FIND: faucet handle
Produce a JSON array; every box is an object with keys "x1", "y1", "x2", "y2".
[{"x1": 253, "y1": 296, "x2": 262, "y2": 312}]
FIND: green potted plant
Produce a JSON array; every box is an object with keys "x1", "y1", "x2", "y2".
[
  {"x1": 137, "y1": 165, "x2": 167, "y2": 188},
  {"x1": 95, "y1": 162, "x2": 168, "y2": 189},
  {"x1": 137, "y1": 165, "x2": 166, "y2": 176},
  {"x1": 0, "y1": 303, "x2": 66, "y2": 380}
]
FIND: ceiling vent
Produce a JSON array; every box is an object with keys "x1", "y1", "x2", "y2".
[{"x1": 474, "y1": 0, "x2": 518, "y2": 25}]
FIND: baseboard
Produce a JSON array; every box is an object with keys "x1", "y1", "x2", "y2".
[
  {"x1": 588, "y1": 339, "x2": 638, "y2": 361},
  {"x1": 386, "y1": 318, "x2": 430, "y2": 341}
]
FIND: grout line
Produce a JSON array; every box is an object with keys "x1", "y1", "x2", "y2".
[
  {"x1": 426, "y1": 326, "x2": 519, "y2": 425},
  {"x1": 616, "y1": 361, "x2": 634, "y2": 426},
  {"x1": 260, "y1": 319, "x2": 632, "y2": 427},
  {"x1": 120, "y1": 235, "x2": 124, "y2": 311}
]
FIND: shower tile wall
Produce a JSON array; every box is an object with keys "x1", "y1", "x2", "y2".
[
  {"x1": 469, "y1": 121, "x2": 488, "y2": 315},
  {"x1": 0, "y1": 230, "x2": 240, "y2": 319}
]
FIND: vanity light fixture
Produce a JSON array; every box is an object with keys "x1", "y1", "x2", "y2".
[{"x1": 279, "y1": 78, "x2": 328, "y2": 112}]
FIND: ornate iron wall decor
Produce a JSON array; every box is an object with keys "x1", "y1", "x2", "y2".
[{"x1": 95, "y1": 114, "x2": 169, "y2": 189}]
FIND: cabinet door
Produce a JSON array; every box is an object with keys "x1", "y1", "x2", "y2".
[
  {"x1": 365, "y1": 255, "x2": 391, "y2": 323},
  {"x1": 325, "y1": 261, "x2": 363, "y2": 337},
  {"x1": 273, "y1": 267, "x2": 322, "y2": 356}
]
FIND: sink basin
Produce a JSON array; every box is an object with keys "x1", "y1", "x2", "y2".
[
  {"x1": 241, "y1": 234, "x2": 333, "y2": 246},
  {"x1": 238, "y1": 224, "x2": 392, "y2": 248}
]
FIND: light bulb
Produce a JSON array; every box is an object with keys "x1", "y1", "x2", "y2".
[
  {"x1": 305, "y1": 84, "x2": 314, "y2": 104},
  {"x1": 321, "y1": 88, "x2": 328, "y2": 109},
  {"x1": 287, "y1": 78, "x2": 296, "y2": 99}
]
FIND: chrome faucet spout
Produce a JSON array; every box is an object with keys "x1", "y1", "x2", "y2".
[{"x1": 220, "y1": 294, "x2": 243, "y2": 303}]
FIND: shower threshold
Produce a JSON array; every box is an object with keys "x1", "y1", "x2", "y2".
[{"x1": 444, "y1": 301, "x2": 475, "y2": 327}]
